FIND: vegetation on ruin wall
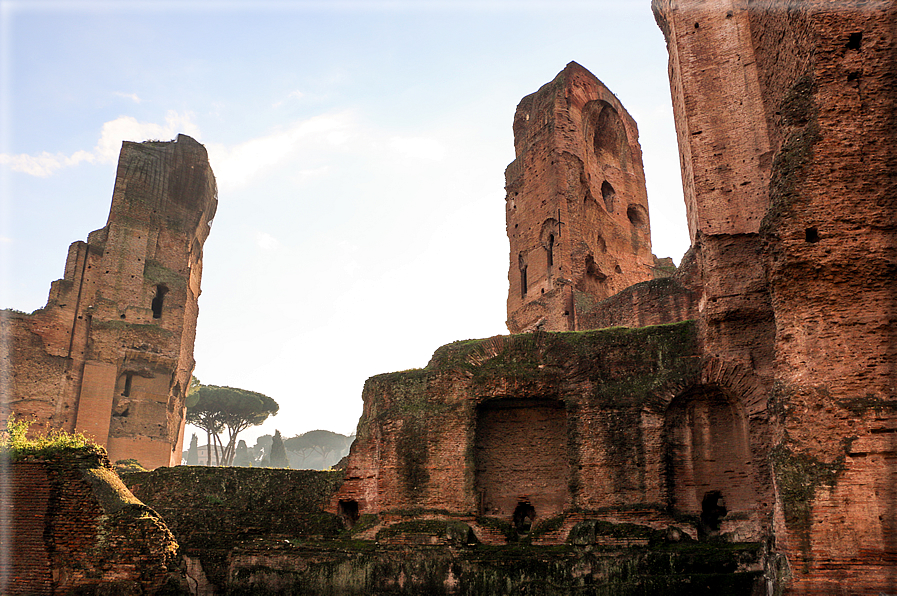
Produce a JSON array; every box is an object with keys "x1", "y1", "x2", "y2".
[
  {"x1": 143, "y1": 259, "x2": 187, "y2": 288},
  {"x1": 124, "y1": 466, "x2": 345, "y2": 589},
  {"x1": 425, "y1": 320, "x2": 699, "y2": 390},
  {"x1": 760, "y1": 75, "x2": 821, "y2": 236},
  {"x1": 1, "y1": 415, "x2": 105, "y2": 461},
  {"x1": 223, "y1": 539, "x2": 765, "y2": 596}
]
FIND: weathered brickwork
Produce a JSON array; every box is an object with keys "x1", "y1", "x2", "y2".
[
  {"x1": 1, "y1": 452, "x2": 182, "y2": 595},
  {"x1": 331, "y1": 323, "x2": 769, "y2": 546},
  {"x1": 654, "y1": 0, "x2": 897, "y2": 592},
  {"x1": 505, "y1": 63, "x2": 660, "y2": 333},
  {"x1": 2, "y1": 135, "x2": 217, "y2": 469}
]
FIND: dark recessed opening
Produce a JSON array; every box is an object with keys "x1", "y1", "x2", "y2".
[
  {"x1": 694, "y1": 22, "x2": 700, "y2": 29},
  {"x1": 700, "y1": 490, "x2": 727, "y2": 536},
  {"x1": 338, "y1": 499, "x2": 360, "y2": 527},
  {"x1": 601, "y1": 181, "x2": 616, "y2": 213},
  {"x1": 615, "y1": 265, "x2": 622, "y2": 274},
  {"x1": 151, "y1": 285, "x2": 168, "y2": 319},
  {"x1": 122, "y1": 373, "x2": 133, "y2": 397},
  {"x1": 805, "y1": 227, "x2": 820, "y2": 243},
  {"x1": 847, "y1": 71, "x2": 860, "y2": 82},
  {"x1": 120, "y1": 314, "x2": 126, "y2": 319},
  {"x1": 846, "y1": 32, "x2": 862, "y2": 50},
  {"x1": 627, "y1": 205, "x2": 647, "y2": 229},
  {"x1": 513, "y1": 502, "x2": 536, "y2": 534},
  {"x1": 520, "y1": 265, "x2": 528, "y2": 297},
  {"x1": 547, "y1": 233, "x2": 555, "y2": 268}
]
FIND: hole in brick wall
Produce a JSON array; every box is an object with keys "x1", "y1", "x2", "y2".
[
  {"x1": 601, "y1": 181, "x2": 616, "y2": 213},
  {"x1": 805, "y1": 227, "x2": 820, "y2": 243},
  {"x1": 627, "y1": 205, "x2": 648, "y2": 229},
  {"x1": 122, "y1": 373, "x2": 134, "y2": 397},
  {"x1": 120, "y1": 314, "x2": 126, "y2": 319},
  {"x1": 847, "y1": 71, "x2": 860, "y2": 82},
  {"x1": 700, "y1": 490, "x2": 728, "y2": 536},
  {"x1": 547, "y1": 233, "x2": 555, "y2": 268},
  {"x1": 694, "y1": 22, "x2": 700, "y2": 28},
  {"x1": 615, "y1": 265, "x2": 622, "y2": 273},
  {"x1": 338, "y1": 499, "x2": 360, "y2": 527},
  {"x1": 520, "y1": 266, "x2": 528, "y2": 297},
  {"x1": 151, "y1": 285, "x2": 168, "y2": 319},
  {"x1": 513, "y1": 502, "x2": 536, "y2": 534},
  {"x1": 846, "y1": 32, "x2": 862, "y2": 50}
]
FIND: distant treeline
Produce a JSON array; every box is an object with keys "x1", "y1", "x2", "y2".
[{"x1": 184, "y1": 429, "x2": 354, "y2": 470}]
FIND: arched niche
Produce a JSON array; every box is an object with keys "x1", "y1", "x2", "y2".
[
  {"x1": 582, "y1": 100, "x2": 631, "y2": 172},
  {"x1": 663, "y1": 387, "x2": 756, "y2": 520},
  {"x1": 474, "y1": 398, "x2": 569, "y2": 522}
]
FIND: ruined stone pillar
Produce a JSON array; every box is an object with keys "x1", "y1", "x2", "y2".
[{"x1": 505, "y1": 62, "x2": 656, "y2": 333}]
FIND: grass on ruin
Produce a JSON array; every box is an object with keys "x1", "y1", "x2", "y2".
[{"x1": 0, "y1": 415, "x2": 105, "y2": 460}]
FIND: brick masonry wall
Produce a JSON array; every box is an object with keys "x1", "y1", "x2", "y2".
[{"x1": 1, "y1": 452, "x2": 183, "y2": 595}]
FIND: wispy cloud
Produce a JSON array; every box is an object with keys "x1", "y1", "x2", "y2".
[
  {"x1": 206, "y1": 111, "x2": 355, "y2": 191},
  {"x1": 114, "y1": 92, "x2": 141, "y2": 103},
  {"x1": 388, "y1": 136, "x2": 446, "y2": 161},
  {"x1": 255, "y1": 231, "x2": 279, "y2": 251},
  {"x1": 272, "y1": 90, "x2": 304, "y2": 108},
  {"x1": 0, "y1": 111, "x2": 200, "y2": 177},
  {"x1": 0, "y1": 150, "x2": 94, "y2": 177}
]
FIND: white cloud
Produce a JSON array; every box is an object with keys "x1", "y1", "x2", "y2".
[
  {"x1": 95, "y1": 111, "x2": 200, "y2": 162},
  {"x1": 388, "y1": 136, "x2": 446, "y2": 162},
  {"x1": 0, "y1": 111, "x2": 200, "y2": 177},
  {"x1": 0, "y1": 149, "x2": 94, "y2": 177},
  {"x1": 255, "y1": 231, "x2": 279, "y2": 251},
  {"x1": 114, "y1": 92, "x2": 141, "y2": 103},
  {"x1": 206, "y1": 111, "x2": 355, "y2": 192},
  {"x1": 272, "y1": 89, "x2": 305, "y2": 108}
]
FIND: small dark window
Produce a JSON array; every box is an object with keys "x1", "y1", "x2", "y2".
[
  {"x1": 151, "y1": 285, "x2": 168, "y2": 319},
  {"x1": 122, "y1": 373, "x2": 133, "y2": 397},
  {"x1": 521, "y1": 266, "x2": 528, "y2": 297},
  {"x1": 513, "y1": 502, "x2": 536, "y2": 534},
  {"x1": 547, "y1": 234, "x2": 555, "y2": 268},
  {"x1": 846, "y1": 32, "x2": 862, "y2": 50},
  {"x1": 805, "y1": 227, "x2": 820, "y2": 243},
  {"x1": 601, "y1": 181, "x2": 616, "y2": 213}
]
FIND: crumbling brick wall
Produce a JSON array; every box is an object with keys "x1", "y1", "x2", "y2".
[
  {"x1": 654, "y1": 0, "x2": 897, "y2": 592},
  {"x1": 2, "y1": 135, "x2": 217, "y2": 469},
  {"x1": 332, "y1": 322, "x2": 770, "y2": 544},
  {"x1": 0, "y1": 451, "x2": 183, "y2": 595},
  {"x1": 505, "y1": 62, "x2": 659, "y2": 333}
]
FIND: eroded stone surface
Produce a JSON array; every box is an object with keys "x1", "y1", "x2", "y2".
[
  {"x1": 2, "y1": 135, "x2": 217, "y2": 469},
  {"x1": 505, "y1": 62, "x2": 659, "y2": 333}
]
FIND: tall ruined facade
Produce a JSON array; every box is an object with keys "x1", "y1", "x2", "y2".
[
  {"x1": 505, "y1": 63, "x2": 659, "y2": 333},
  {"x1": 2, "y1": 135, "x2": 217, "y2": 469},
  {"x1": 653, "y1": 0, "x2": 897, "y2": 592},
  {"x1": 332, "y1": 2, "x2": 897, "y2": 591}
]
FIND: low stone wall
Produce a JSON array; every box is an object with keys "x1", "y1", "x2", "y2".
[{"x1": 2, "y1": 451, "x2": 183, "y2": 595}]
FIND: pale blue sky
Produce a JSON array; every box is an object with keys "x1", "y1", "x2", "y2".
[{"x1": 1, "y1": 0, "x2": 689, "y2": 446}]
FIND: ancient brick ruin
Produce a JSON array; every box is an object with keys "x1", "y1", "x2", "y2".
[
  {"x1": 2, "y1": 135, "x2": 217, "y2": 469},
  {"x1": 4, "y1": 0, "x2": 895, "y2": 593},
  {"x1": 330, "y1": 0, "x2": 897, "y2": 592},
  {"x1": 2, "y1": 452, "x2": 183, "y2": 595},
  {"x1": 505, "y1": 63, "x2": 662, "y2": 333}
]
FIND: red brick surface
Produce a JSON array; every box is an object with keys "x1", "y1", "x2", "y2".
[{"x1": 3, "y1": 136, "x2": 217, "y2": 469}]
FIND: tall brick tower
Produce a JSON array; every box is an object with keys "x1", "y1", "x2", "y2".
[
  {"x1": 3, "y1": 135, "x2": 217, "y2": 469},
  {"x1": 505, "y1": 62, "x2": 656, "y2": 333}
]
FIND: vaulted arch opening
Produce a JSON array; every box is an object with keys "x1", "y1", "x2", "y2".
[
  {"x1": 663, "y1": 387, "x2": 755, "y2": 523},
  {"x1": 475, "y1": 399, "x2": 569, "y2": 524}
]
